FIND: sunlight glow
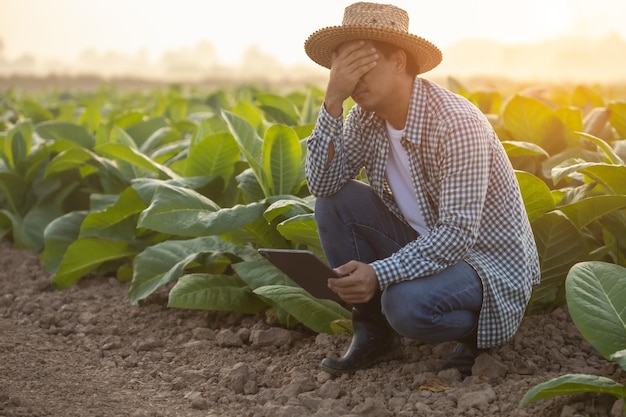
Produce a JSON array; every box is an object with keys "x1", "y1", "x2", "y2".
[{"x1": 1, "y1": 0, "x2": 625, "y2": 82}]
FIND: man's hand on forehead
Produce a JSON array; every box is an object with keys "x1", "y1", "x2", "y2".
[{"x1": 336, "y1": 39, "x2": 376, "y2": 54}]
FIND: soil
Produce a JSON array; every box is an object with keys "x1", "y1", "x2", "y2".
[{"x1": 1, "y1": 238, "x2": 624, "y2": 417}]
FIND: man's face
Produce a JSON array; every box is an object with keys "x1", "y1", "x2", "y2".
[{"x1": 337, "y1": 40, "x2": 401, "y2": 112}]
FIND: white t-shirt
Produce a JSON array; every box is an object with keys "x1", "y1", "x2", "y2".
[{"x1": 385, "y1": 121, "x2": 428, "y2": 235}]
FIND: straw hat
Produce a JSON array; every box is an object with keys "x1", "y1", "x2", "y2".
[{"x1": 304, "y1": 2, "x2": 442, "y2": 75}]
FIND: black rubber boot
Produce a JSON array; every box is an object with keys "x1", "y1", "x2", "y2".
[
  {"x1": 321, "y1": 297, "x2": 402, "y2": 375},
  {"x1": 442, "y1": 331, "x2": 486, "y2": 377}
]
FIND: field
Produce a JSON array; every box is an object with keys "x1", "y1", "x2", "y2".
[{"x1": 1, "y1": 75, "x2": 625, "y2": 416}]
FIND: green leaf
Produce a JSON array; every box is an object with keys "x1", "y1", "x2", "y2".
[
  {"x1": 255, "y1": 93, "x2": 300, "y2": 125},
  {"x1": 109, "y1": 124, "x2": 138, "y2": 148},
  {"x1": 262, "y1": 125, "x2": 303, "y2": 195},
  {"x1": 502, "y1": 141, "x2": 549, "y2": 159},
  {"x1": 138, "y1": 184, "x2": 265, "y2": 237},
  {"x1": 41, "y1": 211, "x2": 87, "y2": 274},
  {"x1": 575, "y1": 131, "x2": 625, "y2": 165},
  {"x1": 526, "y1": 211, "x2": 589, "y2": 315},
  {"x1": 130, "y1": 176, "x2": 216, "y2": 204},
  {"x1": 4, "y1": 121, "x2": 32, "y2": 170},
  {"x1": 52, "y1": 237, "x2": 138, "y2": 288},
  {"x1": 129, "y1": 236, "x2": 257, "y2": 304},
  {"x1": 520, "y1": 374, "x2": 626, "y2": 408},
  {"x1": 0, "y1": 172, "x2": 27, "y2": 213},
  {"x1": 126, "y1": 117, "x2": 169, "y2": 148},
  {"x1": 222, "y1": 111, "x2": 269, "y2": 196},
  {"x1": 232, "y1": 259, "x2": 299, "y2": 290},
  {"x1": 515, "y1": 171, "x2": 555, "y2": 222},
  {"x1": 263, "y1": 197, "x2": 313, "y2": 223},
  {"x1": 609, "y1": 101, "x2": 626, "y2": 138},
  {"x1": 185, "y1": 131, "x2": 240, "y2": 180},
  {"x1": 35, "y1": 121, "x2": 94, "y2": 148},
  {"x1": 140, "y1": 127, "x2": 180, "y2": 155},
  {"x1": 168, "y1": 273, "x2": 266, "y2": 314},
  {"x1": 558, "y1": 195, "x2": 626, "y2": 229},
  {"x1": 552, "y1": 162, "x2": 626, "y2": 195},
  {"x1": 95, "y1": 142, "x2": 178, "y2": 179},
  {"x1": 566, "y1": 261, "x2": 626, "y2": 359},
  {"x1": 44, "y1": 147, "x2": 98, "y2": 178},
  {"x1": 230, "y1": 100, "x2": 265, "y2": 137},
  {"x1": 253, "y1": 285, "x2": 350, "y2": 334},
  {"x1": 236, "y1": 168, "x2": 265, "y2": 203},
  {"x1": 502, "y1": 94, "x2": 565, "y2": 155},
  {"x1": 17, "y1": 201, "x2": 65, "y2": 251},
  {"x1": 80, "y1": 187, "x2": 147, "y2": 240},
  {"x1": 276, "y1": 214, "x2": 325, "y2": 258}
]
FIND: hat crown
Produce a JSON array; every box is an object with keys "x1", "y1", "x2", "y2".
[{"x1": 342, "y1": 2, "x2": 409, "y2": 33}]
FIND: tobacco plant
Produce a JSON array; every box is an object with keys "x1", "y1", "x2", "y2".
[{"x1": 520, "y1": 261, "x2": 626, "y2": 412}]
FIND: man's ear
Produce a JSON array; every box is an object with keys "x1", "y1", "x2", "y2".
[{"x1": 392, "y1": 49, "x2": 408, "y2": 73}]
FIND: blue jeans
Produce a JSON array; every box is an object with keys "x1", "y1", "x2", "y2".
[{"x1": 314, "y1": 180, "x2": 482, "y2": 344}]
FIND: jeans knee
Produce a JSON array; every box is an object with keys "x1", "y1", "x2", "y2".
[{"x1": 382, "y1": 289, "x2": 434, "y2": 339}]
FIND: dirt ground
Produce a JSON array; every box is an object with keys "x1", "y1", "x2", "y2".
[{"x1": 0, "y1": 238, "x2": 624, "y2": 417}]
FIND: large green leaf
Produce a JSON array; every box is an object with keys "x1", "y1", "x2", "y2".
[
  {"x1": 276, "y1": 214, "x2": 325, "y2": 259},
  {"x1": 140, "y1": 127, "x2": 181, "y2": 155},
  {"x1": 95, "y1": 142, "x2": 178, "y2": 180},
  {"x1": 168, "y1": 273, "x2": 266, "y2": 314},
  {"x1": 576, "y1": 132, "x2": 625, "y2": 165},
  {"x1": 263, "y1": 197, "x2": 313, "y2": 224},
  {"x1": 44, "y1": 147, "x2": 128, "y2": 191},
  {"x1": 232, "y1": 259, "x2": 298, "y2": 290},
  {"x1": 4, "y1": 121, "x2": 32, "y2": 170},
  {"x1": 44, "y1": 147, "x2": 99, "y2": 177},
  {"x1": 254, "y1": 285, "x2": 350, "y2": 334},
  {"x1": 609, "y1": 101, "x2": 626, "y2": 138},
  {"x1": 221, "y1": 111, "x2": 269, "y2": 196},
  {"x1": 137, "y1": 184, "x2": 265, "y2": 237},
  {"x1": 0, "y1": 172, "x2": 26, "y2": 213},
  {"x1": 16, "y1": 200, "x2": 65, "y2": 251},
  {"x1": 502, "y1": 141, "x2": 549, "y2": 159},
  {"x1": 52, "y1": 237, "x2": 138, "y2": 288},
  {"x1": 128, "y1": 236, "x2": 257, "y2": 304},
  {"x1": 185, "y1": 131, "x2": 240, "y2": 180},
  {"x1": 526, "y1": 211, "x2": 589, "y2": 315},
  {"x1": 35, "y1": 121, "x2": 94, "y2": 148},
  {"x1": 41, "y1": 211, "x2": 87, "y2": 274},
  {"x1": 130, "y1": 176, "x2": 216, "y2": 204},
  {"x1": 557, "y1": 195, "x2": 626, "y2": 229},
  {"x1": 79, "y1": 187, "x2": 147, "y2": 240},
  {"x1": 566, "y1": 261, "x2": 626, "y2": 359},
  {"x1": 552, "y1": 162, "x2": 626, "y2": 195},
  {"x1": 126, "y1": 117, "x2": 169, "y2": 148},
  {"x1": 262, "y1": 125, "x2": 303, "y2": 195},
  {"x1": 502, "y1": 94, "x2": 566, "y2": 155},
  {"x1": 520, "y1": 374, "x2": 626, "y2": 408},
  {"x1": 515, "y1": 171, "x2": 555, "y2": 222},
  {"x1": 255, "y1": 93, "x2": 300, "y2": 125}
]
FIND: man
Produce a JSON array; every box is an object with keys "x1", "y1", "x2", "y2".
[{"x1": 303, "y1": 2, "x2": 540, "y2": 377}]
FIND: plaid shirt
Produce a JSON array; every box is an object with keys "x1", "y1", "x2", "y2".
[{"x1": 306, "y1": 78, "x2": 540, "y2": 348}]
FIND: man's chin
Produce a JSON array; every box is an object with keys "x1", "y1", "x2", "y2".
[{"x1": 352, "y1": 95, "x2": 372, "y2": 110}]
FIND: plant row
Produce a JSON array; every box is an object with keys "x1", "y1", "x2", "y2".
[{"x1": 1, "y1": 81, "x2": 625, "y2": 335}]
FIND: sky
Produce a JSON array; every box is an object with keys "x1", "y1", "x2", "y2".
[{"x1": 1, "y1": 0, "x2": 625, "y2": 82}]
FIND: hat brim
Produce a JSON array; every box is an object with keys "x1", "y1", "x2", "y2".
[{"x1": 304, "y1": 26, "x2": 442, "y2": 75}]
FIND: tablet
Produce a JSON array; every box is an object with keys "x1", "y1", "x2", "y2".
[{"x1": 257, "y1": 248, "x2": 343, "y2": 303}]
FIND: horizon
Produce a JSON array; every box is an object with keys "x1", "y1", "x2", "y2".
[{"x1": 2, "y1": 0, "x2": 626, "y2": 85}]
